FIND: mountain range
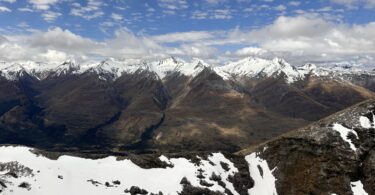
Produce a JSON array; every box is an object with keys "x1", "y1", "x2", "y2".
[{"x1": 0, "y1": 56, "x2": 374, "y2": 154}]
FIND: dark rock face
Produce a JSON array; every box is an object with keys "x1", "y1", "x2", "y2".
[
  {"x1": 18, "y1": 182, "x2": 31, "y2": 190},
  {"x1": 0, "y1": 70, "x2": 374, "y2": 153},
  {"x1": 240, "y1": 100, "x2": 375, "y2": 195},
  {"x1": 124, "y1": 186, "x2": 148, "y2": 195}
]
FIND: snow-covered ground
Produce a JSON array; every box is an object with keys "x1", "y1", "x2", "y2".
[{"x1": 0, "y1": 146, "x2": 239, "y2": 195}]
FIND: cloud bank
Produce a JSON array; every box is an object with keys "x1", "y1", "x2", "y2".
[{"x1": 0, "y1": 13, "x2": 374, "y2": 66}]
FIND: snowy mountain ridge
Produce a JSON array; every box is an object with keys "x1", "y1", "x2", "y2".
[
  {"x1": 215, "y1": 57, "x2": 304, "y2": 83},
  {"x1": 0, "y1": 57, "x2": 373, "y2": 82}
]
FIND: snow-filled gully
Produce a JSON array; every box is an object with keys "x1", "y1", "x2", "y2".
[{"x1": 245, "y1": 152, "x2": 278, "y2": 195}]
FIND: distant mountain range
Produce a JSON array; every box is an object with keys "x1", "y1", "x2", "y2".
[
  {"x1": 0, "y1": 57, "x2": 374, "y2": 153},
  {"x1": 1, "y1": 57, "x2": 374, "y2": 81}
]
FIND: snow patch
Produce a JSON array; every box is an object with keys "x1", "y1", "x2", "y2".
[
  {"x1": 0, "y1": 146, "x2": 239, "y2": 195},
  {"x1": 359, "y1": 114, "x2": 375, "y2": 129},
  {"x1": 359, "y1": 116, "x2": 372, "y2": 128},
  {"x1": 350, "y1": 180, "x2": 368, "y2": 195},
  {"x1": 332, "y1": 123, "x2": 359, "y2": 152},
  {"x1": 245, "y1": 152, "x2": 278, "y2": 195}
]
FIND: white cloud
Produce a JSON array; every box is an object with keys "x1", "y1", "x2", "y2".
[
  {"x1": 41, "y1": 11, "x2": 61, "y2": 22},
  {"x1": 274, "y1": 5, "x2": 287, "y2": 11},
  {"x1": 234, "y1": 14, "x2": 375, "y2": 65},
  {"x1": 0, "y1": 27, "x2": 168, "y2": 62},
  {"x1": 0, "y1": 14, "x2": 374, "y2": 66},
  {"x1": 191, "y1": 11, "x2": 208, "y2": 19},
  {"x1": 330, "y1": 0, "x2": 356, "y2": 6},
  {"x1": 158, "y1": 0, "x2": 188, "y2": 10},
  {"x1": 153, "y1": 31, "x2": 215, "y2": 43},
  {"x1": 111, "y1": 13, "x2": 123, "y2": 21},
  {"x1": 29, "y1": 0, "x2": 58, "y2": 10},
  {"x1": 211, "y1": 9, "x2": 232, "y2": 19},
  {"x1": 289, "y1": 1, "x2": 301, "y2": 6},
  {"x1": 39, "y1": 49, "x2": 68, "y2": 62},
  {"x1": 191, "y1": 9, "x2": 232, "y2": 20},
  {"x1": 99, "y1": 28, "x2": 163, "y2": 57},
  {"x1": 28, "y1": 27, "x2": 97, "y2": 51},
  {"x1": 0, "y1": 0, "x2": 16, "y2": 3},
  {"x1": 0, "y1": 35, "x2": 8, "y2": 43},
  {"x1": 18, "y1": 7, "x2": 34, "y2": 12},
  {"x1": 17, "y1": 22, "x2": 30, "y2": 28},
  {"x1": 205, "y1": 0, "x2": 228, "y2": 4},
  {"x1": 253, "y1": 15, "x2": 332, "y2": 38},
  {"x1": 317, "y1": 6, "x2": 333, "y2": 12},
  {"x1": 0, "y1": 6, "x2": 11, "y2": 12},
  {"x1": 145, "y1": 3, "x2": 156, "y2": 12},
  {"x1": 330, "y1": 0, "x2": 375, "y2": 8},
  {"x1": 70, "y1": 0, "x2": 104, "y2": 20},
  {"x1": 265, "y1": 16, "x2": 374, "y2": 54},
  {"x1": 152, "y1": 14, "x2": 375, "y2": 65},
  {"x1": 178, "y1": 44, "x2": 218, "y2": 58},
  {"x1": 364, "y1": 0, "x2": 375, "y2": 8},
  {"x1": 234, "y1": 47, "x2": 269, "y2": 56}
]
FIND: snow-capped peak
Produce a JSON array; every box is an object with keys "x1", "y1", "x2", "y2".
[
  {"x1": 215, "y1": 57, "x2": 303, "y2": 83},
  {"x1": 176, "y1": 58, "x2": 211, "y2": 77},
  {"x1": 300, "y1": 63, "x2": 317, "y2": 71},
  {"x1": 157, "y1": 56, "x2": 179, "y2": 66},
  {"x1": 54, "y1": 59, "x2": 80, "y2": 75},
  {"x1": 0, "y1": 61, "x2": 58, "y2": 80},
  {"x1": 85, "y1": 58, "x2": 144, "y2": 78},
  {"x1": 148, "y1": 57, "x2": 210, "y2": 78},
  {"x1": 0, "y1": 63, "x2": 27, "y2": 80},
  {"x1": 297, "y1": 63, "x2": 330, "y2": 76},
  {"x1": 150, "y1": 56, "x2": 183, "y2": 78}
]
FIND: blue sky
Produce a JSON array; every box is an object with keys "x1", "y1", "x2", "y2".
[{"x1": 0, "y1": 0, "x2": 374, "y2": 65}]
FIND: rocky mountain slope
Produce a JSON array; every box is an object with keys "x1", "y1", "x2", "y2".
[
  {"x1": 0, "y1": 57, "x2": 374, "y2": 153},
  {"x1": 239, "y1": 99, "x2": 375, "y2": 195},
  {"x1": 0, "y1": 99, "x2": 374, "y2": 194}
]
